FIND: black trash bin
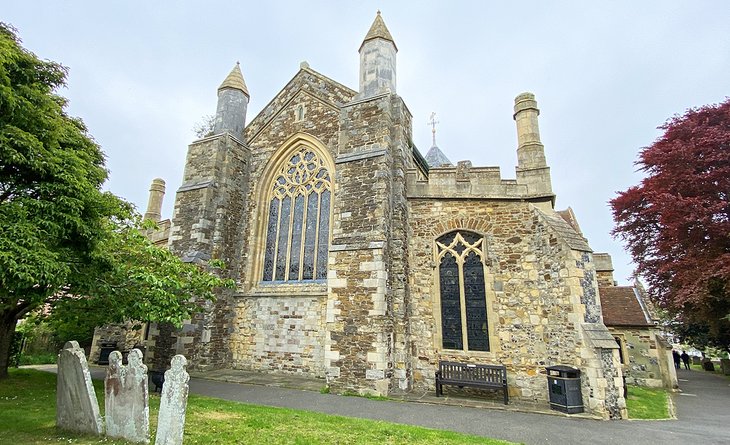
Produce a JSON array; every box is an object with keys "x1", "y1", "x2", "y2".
[
  {"x1": 546, "y1": 365, "x2": 584, "y2": 414},
  {"x1": 97, "y1": 342, "x2": 117, "y2": 365}
]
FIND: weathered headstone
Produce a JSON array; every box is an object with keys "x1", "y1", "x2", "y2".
[
  {"x1": 702, "y1": 358, "x2": 715, "y2": 372},
  {"x1": 155, "y1": 355, "x2": 189, "y2": 445},
  {"x1": 105, "y1": 349, "x2": 150, "y2": 443},
  {"x1": 721, "y1": 359, "x2": 730, "y2": 376},
  {"x1": 57, "y1": 340, "x2": 103, "y2": 435}
]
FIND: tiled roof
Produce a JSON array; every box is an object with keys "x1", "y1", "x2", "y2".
[
  {"x1": 424, "y1": 144, "x2": 452, "y2": 167},
  {"x1": 600, "y1": 286, "x2": 653, "y2": 327}
]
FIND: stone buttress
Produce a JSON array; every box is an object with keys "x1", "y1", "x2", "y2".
[{"x1": 154, "y1": 63, "x2": 251, "y2": 371}]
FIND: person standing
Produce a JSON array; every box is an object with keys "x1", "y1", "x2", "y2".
[
  {"x1": 681, "y1": 351, "x2": 691, "y2": 370},
  {"x1": 672, "y1": 350, "x2": 681, "y2": 369}
]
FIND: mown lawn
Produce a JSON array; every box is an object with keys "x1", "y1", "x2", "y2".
[
  {"x1": 625, "y1": 385, "x2": 670, "y2": 420},
  {"x1": 0, "y1": 369, "x2": 513, "y2": 445}
]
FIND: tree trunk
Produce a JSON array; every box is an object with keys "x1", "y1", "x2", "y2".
[{"x1": 0, "y1": 311, "x2": 19, "y2": 379}]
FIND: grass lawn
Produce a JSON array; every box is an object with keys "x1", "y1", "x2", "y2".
[
  {"x1": 625, "y1": 385, "x2": 670, "y2": 420},
  {"x1": 0, "y1": 369, "x2": 513, "y2": 445}
]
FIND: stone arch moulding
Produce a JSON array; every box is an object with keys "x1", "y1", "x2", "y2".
[
  {"x1": 432, "y1": 217, "x2": 493, "y2": 239},
  {"x1": 248, "y1": 132, "x2": 335, "y2": 288}
]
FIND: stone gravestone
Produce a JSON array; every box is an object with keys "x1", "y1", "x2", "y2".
[
  {"x1": 105, "y1": 349, "x2": 150, "y2": 443},
  {"x1": 57, "y1": 341, "x2": 103, "y2": 435},
  {"x1": 155, "y1": 355, "x2": 189, "y2": 445},
  {"x1": 720, "y1": 359, "x2": 730, "y2": 376}
]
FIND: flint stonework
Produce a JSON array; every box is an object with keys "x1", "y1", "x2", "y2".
[
  {"x1": 155, "y1": 355, "x2": 190, "y2": 445},
  {"x1": 56, "y1": 341, "x2": 103, "y2": 435},
  {"x1": 105, "y1": 349, "x2": 150, "y2": 443}
]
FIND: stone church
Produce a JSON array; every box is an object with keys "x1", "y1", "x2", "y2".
[{"x1": 93, "y1": 12, "x2": 626, "y2": 418}]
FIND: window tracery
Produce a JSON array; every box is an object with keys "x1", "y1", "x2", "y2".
[
  {"x1": 262, "y1": 146, "x2": 331, "y2": 282},
  {"x1": 436, "y1": 231, "x2": 490, "y2": 351}
]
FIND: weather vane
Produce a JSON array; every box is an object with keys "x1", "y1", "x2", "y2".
[{"x1": 428, "y1": 112, "x2": 439, "y2": 146}]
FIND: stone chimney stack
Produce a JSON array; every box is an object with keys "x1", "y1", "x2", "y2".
[
  {"x1": 358, "y1": 11, "x2": 397, "y2": 98},
  {"x1": 513, "y1": 92, "x2": 553, "y2": 207},
  {"x1": 143, "y1": 178, "x2": 166, "y2": 222},
  {"x1": 213, "y1": 62, "x2": 249, "y2": 139},
  {"x1": 513, "y1": 92, "x2": 547, "y2": 169}
]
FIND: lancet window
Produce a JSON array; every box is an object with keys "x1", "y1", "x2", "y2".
[
  {"x1": 262, "y1": 147, "x2": 331, "y2": 282},
  {"x1": 436, "y1": 231, "x2": 490, "y2": 352}
]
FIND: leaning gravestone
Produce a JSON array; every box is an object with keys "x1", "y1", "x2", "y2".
[
  {"x1": 155, "y1": 355, "x2": 189, "y2": 445},
  {"x1": 105, "y1": 349, "x2": 150, "y2": 443},
  {"x1": 57, "y1": 341, "x2": 103, "y2": 435}
]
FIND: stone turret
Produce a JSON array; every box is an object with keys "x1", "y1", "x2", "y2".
[
  {"x1": 213, "y1": 62, "x2": 249, "y2": 138},
  {"x1": 513, "y1": 92, "x2": 553, "y2": 208},
  {"x1": 143, "y1": 178, "x2": 165, "y2": 222},
  {"x1": 358, "y1": 11, "x2": 397, "y2": 98}
]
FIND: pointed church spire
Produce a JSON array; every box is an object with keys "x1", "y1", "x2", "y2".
[
  {"x1": 218, "y1": 62, "x2": 249, "y2": 97},
  {"x1": 424, "y1": 112, "x2": 452, "y2": 167},
  {"x1": 358, "y1": 11, "x2": 398, "y2": 98},
  {"x1": 359, "y1": 10, "x2": 397, "y2": 52},
  {"x1": 213, "y1": 62, "x2": 250, "y2": 138}
]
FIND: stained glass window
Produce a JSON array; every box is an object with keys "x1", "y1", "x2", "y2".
[
  {"x1": 436, "y1": 231, "x2": 490, "y2": 352},
  {"x1": 262, "y1": 146, "x2": 332, "y2": 282}
]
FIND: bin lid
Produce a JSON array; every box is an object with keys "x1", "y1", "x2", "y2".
[{"x1": 546, "y1": 365, "x2": 581, "y2": 377}]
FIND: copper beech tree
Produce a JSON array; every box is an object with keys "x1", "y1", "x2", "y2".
[{"x1": 611, "y1": 98, "x2": 730, "y2": 353}]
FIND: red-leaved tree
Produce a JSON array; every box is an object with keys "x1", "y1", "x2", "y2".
[{"x1": 611, "y1": 98, "x2": 730, "y2": 353}]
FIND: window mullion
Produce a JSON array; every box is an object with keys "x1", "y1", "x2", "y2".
[
  {"x1": 271, "y1": 197, "x2": 283, "y2": 280},
  {"x1": 313, "y1": 190, "x2": 322, "y2": 279},
  {"x1": 458, "y1": 254, "x2": 468, "y2": 351},
  {"x1": 298, "y1": 193, "x2": 309, "y2": 281},
  {"x1": 284, "y1": 192, "x2": 295, "y2": 281}
]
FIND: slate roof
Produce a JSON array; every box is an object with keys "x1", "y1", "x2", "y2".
[
  {"x1": 424, "y1": 144, "x2": 452, "y2": 167},
  {"x1": 600, "y1": 286, "x2": 654, "y2": 327}
]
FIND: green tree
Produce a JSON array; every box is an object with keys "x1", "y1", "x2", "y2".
[{"x1": 0, "y1": 23, "x2": 232, "y2": 378}]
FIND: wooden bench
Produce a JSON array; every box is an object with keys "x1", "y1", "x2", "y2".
[{"x1": 435, "y1": 361, "x2": 508, "y2": 405}]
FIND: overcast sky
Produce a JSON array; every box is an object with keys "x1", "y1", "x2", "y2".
[{"x1": 5, "y1": 2, "x2": 729, "y2": 285}]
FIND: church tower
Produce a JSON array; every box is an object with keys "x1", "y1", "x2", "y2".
[
  {"x1": 358, "y1": 11, "x2": 397, "y2": 98},
  {"x1": 161, "y1": 63, "x2": 252, "y2": 371}
]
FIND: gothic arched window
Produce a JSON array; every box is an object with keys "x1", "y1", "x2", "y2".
[
  {"x1": 262, "y1": 147, "x2": 331, "y2": 282},
  {"x1": 436, "y1": 231, "x2": 490, "y2": 352}
]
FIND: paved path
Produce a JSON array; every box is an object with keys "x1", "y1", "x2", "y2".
[{"x1": 31, "y1": 366, "x2": 729, "y2": 444}]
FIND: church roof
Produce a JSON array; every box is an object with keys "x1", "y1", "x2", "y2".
[
  {"x1": 600, "y1": 286, "x2": 654, "y2": 327},
  {"x1": 424, "y1": 144, "x2": 452, "y2": 167},
  {"x1": 360, "y1": 11, "x2": 397, "y2": 52},
  {"x1": 218, "y1": 62, "x2": 249, "y2": 97}
]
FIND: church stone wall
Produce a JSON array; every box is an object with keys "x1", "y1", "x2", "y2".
[
  {"x1": 227, "y1": 70, "x2": 354, "y2": 373},
  {"x1": 406, "y1": 199, "x2": 615, "y2": 411},
  {"x1": 230, "y1": 295, "x2": 327, "y2": 375},
  {"x1": 611, "y1": 327, "x2": 672, "y2": 388}
]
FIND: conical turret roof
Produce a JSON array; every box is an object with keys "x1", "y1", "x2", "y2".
[
  {"x1": 218, "y1": 62, "x2": 249, "y2": 97},
  {"x1": 360, "y1": 11, "x2": 397, "y2": 52}
]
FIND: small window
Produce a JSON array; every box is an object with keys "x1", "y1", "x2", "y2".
[
  {"x1": 614, "y1": 336, "x2": 625, "y2": 364},
  {"x1": 295, "y1": 104, "x2": 305, "y2": 121}
]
